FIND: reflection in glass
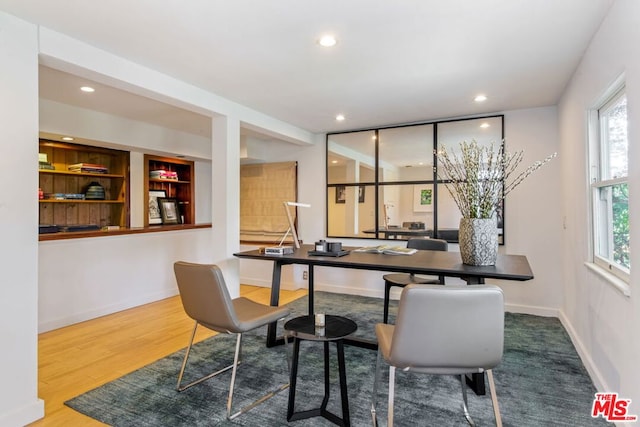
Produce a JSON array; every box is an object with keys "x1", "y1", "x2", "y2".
[
  {"x1": 327, "y1": 131, "x2": 376, "y2": 185},
  {"x1": 378, "y1": 124, "x2": 434, "y2": 183},
  {"x1": 368, "y1": 184, "x2": 435, "y2": 240},
  {"x1": 327, "y1": 185, "x2": 375, "y2": 238}
]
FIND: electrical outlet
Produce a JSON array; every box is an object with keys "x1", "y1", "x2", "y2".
[{"x1": 303, "y1": 271, "x2": 308, "y2": 280}]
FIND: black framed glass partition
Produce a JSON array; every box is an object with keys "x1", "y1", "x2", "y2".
[{"x1": 326, "y1": 114, "x2": 504, "y2": 243}]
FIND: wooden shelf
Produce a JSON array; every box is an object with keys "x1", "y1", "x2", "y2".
[
  {"x1": 39, "y1": 199, "x2": 124, "y2": 204},
  {"x1": 39, "y1": 223, "x2": 212, "y2": 241},
  {"x1": 39, "y1": 140, "x2": 130, "y2": 231},
  {"x1": 39, "y1": 169, "x2": 125, "y2": 179},
  {"x1": 148, "y1": 178, "x2": 191, "y2": 184},
  {"x1": 144, "y1": 155, "x2": 195, "y2": 227}
]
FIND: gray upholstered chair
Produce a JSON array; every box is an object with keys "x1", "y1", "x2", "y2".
[
  {"x1": 173, "y1": 261, "x2": 291, "y2": 420},
  {"x1": 372, "y1": 284, "x2": 504, "y2": 427},
  {"x1": 382, "y1": 237, "x2": 448, "y2": 323}
]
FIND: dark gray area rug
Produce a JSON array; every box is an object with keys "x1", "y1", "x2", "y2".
[{"x1": 66, "y1": 291, "x2": 606, "y2": 426}]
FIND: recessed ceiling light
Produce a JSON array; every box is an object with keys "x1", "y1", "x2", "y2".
[
  {"x1": 80, "y1": 86, "x2": 95, "y2": 93},
  {"x1": 318, "y1": 35, "x2": 337, "y2": 47},
  {"x1": 474, "y1": 94, "x2": 487, "y2": 102},
  {"x1": 332, "y1": 160, "x2": 338, "y2": 164},
  {"x1": 480, "y1": 122, "x2": 490, "y2": 129},
  {"x1": 62, "y1": 136, "x2": 74, "y2": 141},
  {"x1": 335, "y1": 114, "x2": 345, "y2": 121}
]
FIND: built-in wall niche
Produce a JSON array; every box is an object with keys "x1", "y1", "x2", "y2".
[
  {"x1": 326, "y1": 115, "x2": 505, "y2": 243},
  {"x1": 143, "y1": 155, "x2": 194, "y2": 226},
  {"x1": 38, "y1": 140, "x2": 130, "y2": 236}
]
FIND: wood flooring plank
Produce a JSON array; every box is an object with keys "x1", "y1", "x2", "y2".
[{"x1": 28, "y1": 285, "x2": 307, "y2": 426}]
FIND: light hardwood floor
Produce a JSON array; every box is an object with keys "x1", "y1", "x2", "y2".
[{"x1": 28, "y1": 285, "x2": 307, "y2": 426}]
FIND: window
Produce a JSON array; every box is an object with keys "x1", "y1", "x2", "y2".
[{"x1": 591, "y1": 86, "x2": 630, "y2": 282}]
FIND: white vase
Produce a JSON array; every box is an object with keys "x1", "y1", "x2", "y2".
[{"x1": 459, "y1": 218, "x2": 498, "y2": 266}]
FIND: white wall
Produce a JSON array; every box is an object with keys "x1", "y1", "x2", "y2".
[
  {"x1": 0, "y1": 13, "x2": 313, "y2": 425},
  {"x1": 39, "y1": 230, "x2": 214, "y2": 331},
  {"x1": 239, "y1": 108, "x2": 564, "y2": 320},
  {"x1": 557, "y1": 0, "x2": 640, "y2": 412},
  {"x1": 0, "y1": 11, "x2": 45, "y2": 426}
]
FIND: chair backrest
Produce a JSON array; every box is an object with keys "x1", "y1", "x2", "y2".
[
  {"x1": 389, "y1": 284, "x2": 504, "y2": 374},
  {"x1": 174, "y1": 261, "x2": 241, "y2": 333},
  {"x1": 406, "y1": 237, "x2": 448, "y2": 251}
]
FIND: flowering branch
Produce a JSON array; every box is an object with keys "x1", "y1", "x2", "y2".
[{"x1": 436, "y1": 140, "x2": 556, "y2": 219}]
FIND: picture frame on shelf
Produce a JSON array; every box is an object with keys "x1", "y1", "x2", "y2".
[
  {"x1": 148, "y1": 190, "x2": 166, "y2": 225},
  {"x1": 158, "y1": 197, "x2": 180, "y2": 225},
  {"x1": 413, "y1": 185, "x2": 434, "y2": 212}
]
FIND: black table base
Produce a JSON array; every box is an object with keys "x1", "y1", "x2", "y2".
[
  {"x1": 285, "y1": 315, "x2": 356, "y2": 427},
  {"x1": 287, "y1": 339, "x2": 350, "y2": 426}
]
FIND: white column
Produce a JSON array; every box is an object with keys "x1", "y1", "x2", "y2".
[
  {"x1": 0, "y1": 11, "x2": 45, "y2": 426},
  {"x1": 211, "y1": 115, "x2": 241, "y2": 297}
]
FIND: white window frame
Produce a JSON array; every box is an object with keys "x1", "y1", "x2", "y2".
[{"x1": 588, "y1": 80, "x2": 630, "y2": 285}]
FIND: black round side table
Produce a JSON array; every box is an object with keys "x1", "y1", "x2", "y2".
[{"x1": 284, "y1": 315, "x2": 357, "y2": 427}]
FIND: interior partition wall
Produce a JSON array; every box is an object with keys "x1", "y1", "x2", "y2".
[{"x1": 326, "y1": 115, "x2": 505, "y2": 243}]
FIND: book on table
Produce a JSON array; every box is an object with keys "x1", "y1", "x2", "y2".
[{"x1": 353, "y1": 245, "x2": 417, "y2": 255}]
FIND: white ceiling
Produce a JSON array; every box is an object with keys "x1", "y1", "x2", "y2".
[{"x1": 1, "y1": 0, "x2": 613, "y2": 136}]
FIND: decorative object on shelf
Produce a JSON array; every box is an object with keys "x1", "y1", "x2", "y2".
[
  {"x1": 148, "y1": 190, "x2": 167, "y2": 225},
  {"x1": 158, "y1": 197, "x2": 180, "y2": 224},
  {"x1": 437, "y1": 140, "x2": 556, "y2": 265},
  {"x1": 149, "y1": 169, "x2": 178, "y2": 180},
  {"x1": 69, "y1": 163, "x2": 108, "y2": 174},
  {"x1": 84, "y1": 182, "x2": 106, "y2": 200},
  {"x1": 39, "y1": 161, "x2": 55, "y2": 170}
]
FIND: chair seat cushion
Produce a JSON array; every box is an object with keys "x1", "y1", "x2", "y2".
[
  {"x1": 233, "y1": 297, "x2": 291, "y2": 332},
  {"x1": 383, "y1": 273, "x2": 440, "y2": 286},
  {"x1": 200, "y1": 297, "x2": 290, "y2": 333}
]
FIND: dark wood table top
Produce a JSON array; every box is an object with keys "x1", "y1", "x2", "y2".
[{"x1": 234, "y1": 244, "x2": 533, "y2": 282}]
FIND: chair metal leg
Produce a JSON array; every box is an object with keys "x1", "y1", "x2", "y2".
[
  {"x1": 371, "y1": 349, "x2": 382, "y2": 426},
  {"x1": 461, "y1": 374, "x2": 476, "y2": 426},
  {"x1": 176, "y1": 321, "x2": 235, "y2": 392},
  {"x1": 487, "y1": 370, "x2": 503, "y2": 427},
  {"x1": 383, "y1": 282, "x2": 392, "y2": 324},
  {"x1": 227, "y1": 322, "x2": 291, "y2": 420},
  {"x1": 178, "y1": 320, "x2": 290, "y2": 420},
  {"x1": 226, "y1": 333, "x2": 243, "y2": 419},
  {"x1": 388, "y1": 365, "x2": 396, "y2": 427}
]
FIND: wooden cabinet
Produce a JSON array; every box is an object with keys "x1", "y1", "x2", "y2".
[
  {"x1": 143, "y1": 155, "x2": 194, "y2": 226},
  {"x1": 38, "y1": 140, "x2": 130, "y2": 230}
]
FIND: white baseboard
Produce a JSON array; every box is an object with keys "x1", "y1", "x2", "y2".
[
  {"x1": 38, "y1": 288, "x2": 178, "y2": 333},
  {"x1": 0, "y1": 399, "x2": 44, "y2": 427},
  {"x1": 504, "y1": 302, "x2": 558, "y2": 317},
  {"x1": 557, "y1": 309, "x2": 607, "y2": 393}
]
